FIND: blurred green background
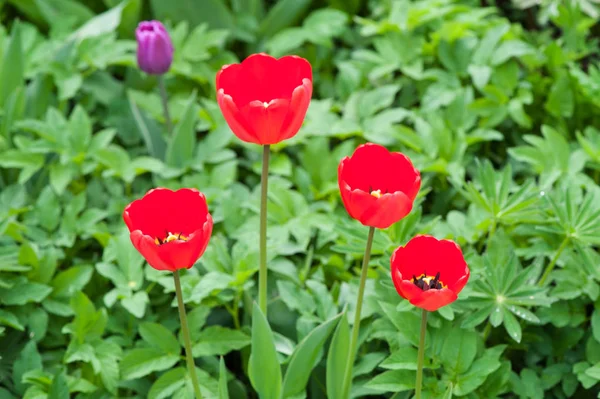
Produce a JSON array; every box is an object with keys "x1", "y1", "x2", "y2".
[{"x1": 1, "y1": 0, "x2": 600, "y2": 398}]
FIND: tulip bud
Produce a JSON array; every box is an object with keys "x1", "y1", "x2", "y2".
[{"x1": 135, "y1": 21, "x2": 174, "y2": 75}]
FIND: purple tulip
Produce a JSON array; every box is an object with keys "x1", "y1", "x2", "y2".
[{"x1": 135, "y1": 21, "x2": 174, "y2": 75}]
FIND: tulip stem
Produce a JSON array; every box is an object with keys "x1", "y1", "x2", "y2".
[
  {"x1": 173, "y1": 270, "x2": 203, "y2": 399},
  {"x1": 415, "y1": 309, "x2": 428, "y2": 399},
  {"x1": 341, "y1": 226, "x2": 375, "y2": 399},
  {"x1": 158, "y1": 75, "x2": 173, "y2": 134},
  {"x1": 259, "y1": 144, "x2": 271, "y2": 316},
  {"x1": 538, "y1": 236, "x2": 569, "y2": 286}
]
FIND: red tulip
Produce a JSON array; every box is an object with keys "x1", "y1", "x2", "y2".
[
  {"x1": 338, "y1": 143, "x2": 421, "y2": 229},
  {"x1": 123, "y1": 188, "x2": 213, "y2": 272},
  {"x1": 391, "y1": 235, "x2": 470, "y2": 311},
  {"x1": 216, "y1": 53, "x2": 313, "y2": 145}
]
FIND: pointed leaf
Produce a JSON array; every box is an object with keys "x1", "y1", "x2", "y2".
[
  {"x1": 282, "y1": 312, "x2": 342, "y2": 397},
  {"x1": 166, "y1": 91, "x2": 198, "y2": 168},
  {"x1": 249, "y1": 302, "x2": 281, "y2": 399},
  {"x1": 219, "y1": 357, "x2": 229, "y2": 399},
  {"x1": 327, "y1": 312, "x2": 350, "y2": 399}
]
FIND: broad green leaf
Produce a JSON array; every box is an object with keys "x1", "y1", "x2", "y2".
[
  {"x1": 13, "y1": 341, "x2": 42, "y2": 394},
  {"x1": 140, "y1": 322, "x2": 181, "y2": 354},
  {"x1": 248, "y1": 302, "x2": 281, "y2": 399},
  {"x1": 327, "y1": 312, "x2": 349, "y2": 399},
  {"x1": 50, "y1": 265, "x2": 93, "y2": 299},
  {"x1": 165, "y1": 91, "x2": 197, "y2": 168},
  {"x1": 70, "y1": 1, "x2": 125, "y2": 41},
  {"x1": 0, "y1": 309, "x2": 24, "y2": 331},
  {"x1": 282, "y1": 313, "x2": 342, "y2": 397},
  {"x1": 148, "y1": 367, "x2": 187, "y2": 399},
  {"x1": 440, "y1": 329, "x2": 478, "y2": 374},
  {"x1": 0, "y1": 22, "x2": 24, "y2": 107},
  {"x1": 120, "y1": 348, "x2": 179, "y2": 380},
  {"x1": 259, "y1": 0, "x2": 311, "y2": 37},
  {"x1": 192, "y1": 326, "x2": 250, "y2": 357},
  {"x1": 0, "y1": 280, "x2": 52, "y2": 305},
  {"x1": 364, "y1": 370, "x2": 415, "y2": 392},
  {"x1": 48, "y1": 371, "x2": 69, "y2": 399}
]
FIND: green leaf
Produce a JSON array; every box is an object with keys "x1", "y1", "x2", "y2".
[
  {"x1": 49, "y1": 163, "x2": 76, "y2": 194},
  {"x1": 13, "y1": 341, "x2": 42, "y2": 394},
  {"x1": 0, "y1": 280, "x2": 52, "y2": 305},
  {"x1": 282, "y1": 312, "x2": 342, "y2": 397},
  {"x1": 150, "y1": 0, "x2": 234, "y2": 29},
  {"x1": 148, "y1": 367, "x2": 187, "y2": 399},
  {"x1": 192, "y1": 326, "x2": 250, "y2": 357},
  {"x1": 50, "y1": 265, "x2": 93, "y2": 299},
  {"x1": 0, "y1": 21, "x2": 24, "y2": 107},
  {"x1": 440, "y1": 329, "x2": 478, "y2": 374},
  {"x1": 503, "y1": 308, "x2": 522, "y2": 343},
  {"x1": 277, "y1": 280, "x2": 317, "y2": 314},
  {"x1": 0, "y1": 309, "x2": 24, "y2": 331},
  {"x1": 68, "y1": 105, "x2": 92, "y2": 153},
  {"x1": 140, "y1": 322, "x2": 181, "y2": 354},
  {"x1": 48, "y1": 371, "x2": 69, "y2": 399},
  {"x1": 326, "y1": 312, "x2": 349, "y2": 399},
  {"x1": 219, "y1": 357, "x2": 229, "y2": 399},
  {"x1": 380, "y1": 345, "x2": 419, "y2": 370},
  {"x1": 249, "y1": 302, "x2": 281, "y2": 399},
  {"x1": 259, "y1": 0, "x2": 311, "y2": 38},
  {"x1": 69, "y1": 1, "x2": 126, "y2": 42},
  {"x1": 96, "y1": 341, "x2": 122, "y2": 394},
  {"x1": 365, "y1": 369, "x2": 415, "y2": 392},
  {"x1": 121, "y1": 348, "x2": 179, "y2": 380},
  {"x1": 593, "y1": 309, "x2": 600, "y2": 343},
  {"x1": 128, "y1": 92, "x2": 167, "y2": 159},
  {"x1": 121, "y1": 291, "x2": 149, "y2": 318},
  {"x1": 165, "y1": 91, "x2": 197, "y2": 168}
]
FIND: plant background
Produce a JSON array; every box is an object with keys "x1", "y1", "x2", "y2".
[{"x1": 1, "y1": 0, "x2": 600, "y2": 398}]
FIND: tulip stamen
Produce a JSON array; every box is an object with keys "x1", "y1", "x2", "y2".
[
  {"x1": 371, "y1": 189, "x2": 382, "y2": 198},
  {"x1": 412, "y1": 272, "x2": 445, "y2": 291},
  {"x1": 155, "y1": 232, "x2": 189, "y2": 245}
]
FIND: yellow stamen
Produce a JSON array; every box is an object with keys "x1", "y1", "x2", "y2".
[
  {"x1": 155, "y1": 232, "x2": 188, "y2": 245},
  {"x1": 371, "y1": 189, "x2": 382, "y2": 198},
  {"x1": 411, "y1": 273, "x2": 447, "y2": 289}
]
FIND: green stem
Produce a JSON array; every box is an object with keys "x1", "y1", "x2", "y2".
[
  {"x1": 341, "y1": 226, "x2": 375, "y2": 399},
  {"x1": 415, "y1": 309, "x2": 428, "y2": 399},
  {"x1": 482, "y1": 321, "x2": 492, "y2": 341},
  {"x1": 538, "y1": 237, "x2": 569, "y2": 286},
  {"x1": 259, "y1": 145, "x2": 271, "y2": 316},
  {"x1": 301, "y1": 230, "x2": 318, "y2": 285},
  {"x1": 173, "y1": 270, "x2": 203, "y2": 399},
  {"x1": 158, "y1": 75, "x2": 173, "y2": 134}
]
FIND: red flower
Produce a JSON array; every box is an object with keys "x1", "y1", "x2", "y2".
[
  {"x1": 391, "y1": 235, "x2": 470, "y2": 311},
  {"x1": 216, "y1": 53, "x2": 312, "y2": 145},
  {"x1": 123, "y1": 188, "x2": 213, "y2": 272},
  {"x1": 338, "y1": 143, "x2": 421, "y2": 229}
]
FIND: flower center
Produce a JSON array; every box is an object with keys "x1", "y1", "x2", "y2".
[
  {"x1": 155, "y1": 232, "x2": 188, "y2": 245},
  {"x1": 412, "y1": 272, "x2": 446, "y2": 291},
  {"x1": 371, "y1": 189, "x2": 382, "y2": 198}
]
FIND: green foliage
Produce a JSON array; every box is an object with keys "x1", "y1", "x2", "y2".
[{"x1": 1, "y1": 0, "x2": 600, "y2": 398}]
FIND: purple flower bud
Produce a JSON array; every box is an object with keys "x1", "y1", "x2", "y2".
[{"x1": 136, "y1": 21, "x2": 174, "y2": 75}]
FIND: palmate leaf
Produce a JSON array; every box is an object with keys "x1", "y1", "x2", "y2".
[
  {"x1": 542, "y1": 183, "x2": 600, "y2": 246},
  {"x1": 462, "y1": 160, "x2": 541, "y2": 229},
  {"x1": 461, "y1": 231, "x2": 552, "y2": 341}
]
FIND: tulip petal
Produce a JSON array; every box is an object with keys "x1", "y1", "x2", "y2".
[
  {"x1": 240, "y1": 99, "x2": 290, "y2": 145},
  {"x1": 279, "y1": 79, "x2": 312, "y2": 141},
  {"x1": 409, "y1": 289, "x2": 458, "y2": 312},
  {"x1": 217, "y1": 91, "x2": 260, "y2": 143}
]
